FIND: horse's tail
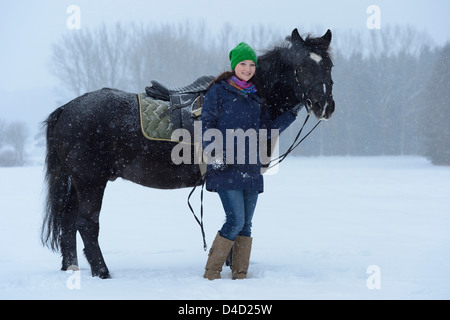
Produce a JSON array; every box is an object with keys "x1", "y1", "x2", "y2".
[{"x1": 41, "y1": 107, "x2": 70, "y2": 252}]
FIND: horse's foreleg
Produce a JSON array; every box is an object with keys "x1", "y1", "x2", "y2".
[{"x1": 75, "y1": 182, "x2": 110, "y2": 279}]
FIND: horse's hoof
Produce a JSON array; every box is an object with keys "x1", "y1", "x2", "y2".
[
  {"x1": 98, "y1": 272, "x2": 111, "y2": 279},
  {"x1": 61, "y1": 263, "x2": 79, "y2": 272},
  {"x1": 92, "y1": 267, "x2": 111, "y2": 279}
]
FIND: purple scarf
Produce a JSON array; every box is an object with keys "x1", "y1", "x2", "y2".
[{"x1": 227, "y1": 75, "x2": 257, "y2": 94}]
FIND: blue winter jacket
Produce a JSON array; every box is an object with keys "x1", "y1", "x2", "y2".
[{"x1": 201, "y1": 80, "x2": 296, "y2": 193}]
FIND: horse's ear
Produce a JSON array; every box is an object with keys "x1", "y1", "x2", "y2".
[
  {"x1": 289, "y1": 28, "x2": 304, "y2": 48},
  {"x1": 321, "y1": 29, "x2": 332, "y2": 48}
]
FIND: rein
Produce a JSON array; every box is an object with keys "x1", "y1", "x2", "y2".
[
  {"x1": 265, "y1": 111, "x2": 321, "y2": 170},
  {"x1": 187, "y1": 170, "x2": 209, "y2": 251}
]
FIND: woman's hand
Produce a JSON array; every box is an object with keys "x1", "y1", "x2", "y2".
[{"x1": 211, "y1": 157, "x2": 228, "y2": 171}]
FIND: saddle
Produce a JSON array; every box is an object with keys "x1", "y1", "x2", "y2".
[{"x1": 145, "y1": 75, "x2": 215, "y2": 136}]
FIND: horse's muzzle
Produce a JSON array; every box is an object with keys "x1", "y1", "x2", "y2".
[{"x1": 313, "y1": 99, "x2": 335, "y2": 120}]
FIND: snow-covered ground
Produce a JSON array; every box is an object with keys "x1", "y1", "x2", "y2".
[{"x1": 0, "y1": 156, "x2": 449, "y2": 300}]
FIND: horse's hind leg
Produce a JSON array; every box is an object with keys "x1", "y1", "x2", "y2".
[
  {"x1": 60, "y1": 186, "x2": 79, "y2": 270},
  {"x1": 74, "y1": 180, "x2": 110, "y2": 279}
]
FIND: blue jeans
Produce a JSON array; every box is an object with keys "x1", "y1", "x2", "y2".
[{"x1": 217, "y1": 189, "x2": 259, "y2": 241}]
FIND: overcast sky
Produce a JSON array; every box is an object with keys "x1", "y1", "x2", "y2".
[{"x1": 1, "y1": 0, "x2": 449, "y2": 93}]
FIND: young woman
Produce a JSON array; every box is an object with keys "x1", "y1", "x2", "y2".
[{"x1": 201, "y1": 42, "x2": 300, "y2": 280}]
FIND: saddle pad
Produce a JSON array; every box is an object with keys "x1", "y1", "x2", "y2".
[
  {"x1": 138, "y1": 93, "x2": 175, "y2": 141},
  {"x1": 137, "y1": 92, "x2": 206, "y2": 174}
]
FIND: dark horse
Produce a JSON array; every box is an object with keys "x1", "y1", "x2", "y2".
[{"x1": 41, "y1": 29, "x2": 335, "y2": 278}]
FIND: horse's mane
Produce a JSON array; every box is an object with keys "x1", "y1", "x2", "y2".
[
  {"x1": 303, "y1": 34, "x2": 333, "y2": 62},
  {"x1": 259, "y1": 33, "x2": 332, "y2": 64}
]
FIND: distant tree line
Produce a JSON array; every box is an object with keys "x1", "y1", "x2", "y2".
[
  {"x1": 419, "y1": 44, "x2": 450, "y2": 165},
  {"x1": 48, "y1": 22, "x2": 450, "y2": 165}
]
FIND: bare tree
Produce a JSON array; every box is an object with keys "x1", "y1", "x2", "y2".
[
  {"x1": 51, "y1": 22, "x2": 215, "y2": 95},
  {"x1": 4, "y1": 121, "x2": 29, "y2": 166},
  {"x1": 49, "y1": 22, "x2": 133, "y2": 96},
  {"x1": 0, "y1": 118, "x2": 5, "y2": 149}
]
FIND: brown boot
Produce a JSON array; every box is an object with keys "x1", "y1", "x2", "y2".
[
  {"x1": 232, "y1": 235, "x2": 252, "y2": 280},
  {"x1": 203, "y1": 232, "x2": 234, "y2": 280}
]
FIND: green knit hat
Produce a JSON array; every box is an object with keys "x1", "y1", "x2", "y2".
[{"x1": 229, "y1": 42, "x2": 257, "y2": 71}]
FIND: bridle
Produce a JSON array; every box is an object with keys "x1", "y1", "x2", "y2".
[
  {"x1": 263, "y1": 67, "x2": 333, "y2": 169},
  {"x1": 293, "y1": 67, "x2": 333, "y2": 115}
]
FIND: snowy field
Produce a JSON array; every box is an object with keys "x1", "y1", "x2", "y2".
[{"x1": 0, "y1": 156, "x2": 449, "y2": 300}]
